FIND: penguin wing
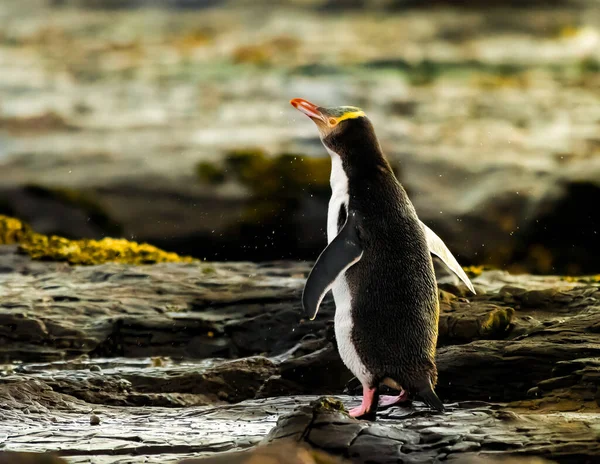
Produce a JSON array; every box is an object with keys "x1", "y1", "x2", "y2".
[
  {"x1": 421, "y1": 221, "x2": 476, "y2": 294},
  {"x1": 302, "y1": 211, "x2": 363, "y2": 320}
]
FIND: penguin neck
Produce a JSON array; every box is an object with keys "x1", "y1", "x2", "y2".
[
  {"x1": 325, "y1": 143, "x2": 393, "y2": 186},
  {"x1": 325, "y1": 147, "x2": 350, "y2": 199}
]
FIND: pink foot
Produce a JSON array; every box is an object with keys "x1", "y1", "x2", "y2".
[
  {"x1": 349, "y1": 385, "x2": 378, "y2": 419},
  {"x1": 379, "y1": 390, "x2": 409, "y2": 408}
]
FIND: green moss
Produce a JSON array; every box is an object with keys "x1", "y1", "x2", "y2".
[
  {"x1": 196, "y1": 162, "x2": 226, "y2": 184},
  {"x1": 223, "y1": 148, "x2": 270, "y2": 187},
  {"x1": 202, "y1": 266, "x2": 216, "y2": 275},
  {"x1": 24, "y1": 184, "x2": 121, "y2": 236},
  {"x1": 264, "y1": 152, "x2": 331, "y2": 194},
  {"x1": 480, "y1": 307, "x2": 515, "y2": 337},
  {"x1": 579, "y1": 57, "x2": 600, "y2": 74},
  {"x1": 310, "y1": 396, "x2": 346, "y2": 413},
  {"x1": 0, "y1": 215, "x2": 195, "y2": 265},
  {"x1": 198, "y1": 149, "x2": 331, "y2": 196}
]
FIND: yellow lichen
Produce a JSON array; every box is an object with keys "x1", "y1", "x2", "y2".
[
  {"x1": 561, "y1": 275, "x2": 600, "y2": 284},
  {"x1": 0, "y1": 215, "x2": 31, "y2": 244},
  {"x1": 0, "y1": 215, "x2": 194, "y2": 265},
  {"x1": 462, "y1": 265, "x2": 494, "y2": 278}
]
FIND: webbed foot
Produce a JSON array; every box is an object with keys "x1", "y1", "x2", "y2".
[{"x1": 349, "y1": 384, "x2": 378, "y2": 420}]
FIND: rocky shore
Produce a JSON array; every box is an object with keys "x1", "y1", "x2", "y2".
[{"x1": 0, "y1": 245, "x2": 598, "y2": 463}]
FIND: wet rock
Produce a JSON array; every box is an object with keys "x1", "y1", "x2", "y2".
[
  {"x1": 0, "y1": 251, "x2": 321, "y2": 362},
  {"x1": 179, "y1": 441, "x2": 349, "y2": 464},
  {"x1": 260, "y1": 397, "x2": 599, "y2": 464},
  {"x1": 0, "y1": 453, "x2": 68, "y2": 464},
  {"x1": 1, "y1": 247, "x2": 599, "y2": 411},
  {"x1": 0, "y1": 249, "x2": 599, "y2": 462}
]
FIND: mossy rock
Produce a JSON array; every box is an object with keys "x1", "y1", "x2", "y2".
[
  {"x1": 0, "y1": 215, "x2": 194, "y2": 265},
  {"x1": 480, "y1": 307, "x2": 515, "y2": 338},
  {"x1": 196, "y1": 162, "x2": 226, "y2": 184},
  {"x1": 310, "y1": 396, "x2": 346, "y2": 413},
  {"x1": 197, "y1": 149, "x2": 331, "y2": 196}
]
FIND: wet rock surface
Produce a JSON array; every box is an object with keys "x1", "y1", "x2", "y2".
[
  {"x1": 262, "y1": 398, "x2": 600, "y2": 464},
  {"x1": 0, "y1": 246, "x2": 598, "y2": 462}
]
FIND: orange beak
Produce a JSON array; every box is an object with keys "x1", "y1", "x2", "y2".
[{"x1": 290, "y1": 98, "x2": 326, "y2": 123}]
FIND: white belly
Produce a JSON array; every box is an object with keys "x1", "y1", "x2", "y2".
[
  {"x1": 332, "y1": 277, "x2": 372, "y2": 385},
  {"x1": 326, "y1": 148, "x2": 372, "y2": 385}
]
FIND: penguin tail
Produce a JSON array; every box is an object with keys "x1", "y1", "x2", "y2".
[{"x1": 419, "y1": 384, "x2": 445, "y2": 412}]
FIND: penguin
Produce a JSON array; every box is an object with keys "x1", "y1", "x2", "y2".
[{"x1": 290, "y1": 98, "x2": 476, "y2": 420}]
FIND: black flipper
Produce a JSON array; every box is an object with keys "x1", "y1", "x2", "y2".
[
  {"x1": 419, "y1": 383, "x2": 445, "y2": 412},
  {"x1": 302, "y1": 211, "x2": 363, "y2": 320}
]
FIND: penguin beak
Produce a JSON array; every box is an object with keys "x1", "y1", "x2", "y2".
[{"x1": 290, "y1": 98, "x2": 327, "y2": 124}]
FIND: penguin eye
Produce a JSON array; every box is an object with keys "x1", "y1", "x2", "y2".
[{"x1": 328, "y1": 117, "x2": 338, "y2": 126}]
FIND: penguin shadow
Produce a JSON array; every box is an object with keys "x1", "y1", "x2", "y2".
[{"x1": 343, "y1": 377, "x2": 453, "y2": 421}]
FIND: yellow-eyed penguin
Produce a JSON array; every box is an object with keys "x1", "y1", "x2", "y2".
[{"x1": 290, "y1": 98, "x2": 476, "y2": 420}]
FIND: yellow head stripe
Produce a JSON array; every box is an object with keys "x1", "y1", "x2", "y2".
[{"x1": 336, "y1": 110, "x2": 365, "y2": 123}]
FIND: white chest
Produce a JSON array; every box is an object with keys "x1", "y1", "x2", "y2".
[
  {"x1": 326, "y1": 149, "x2": 349, "y2": 243},
  {"x1": 324, "y1": 147, "x2": 372, "y2": 385}
]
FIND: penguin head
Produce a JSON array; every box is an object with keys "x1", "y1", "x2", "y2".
[
  {"x1": 290, "y1": 98, "x2": 377, "y2": 156},
  {"x1": 290, "y1": 98, "x2": 365, "y2": 133},
  {"x1": 291, "y1": 98, "x2": 391, "y2": 176}
]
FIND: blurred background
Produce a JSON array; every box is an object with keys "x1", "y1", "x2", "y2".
[{"x1": 1, "y1": 0, "x2": 599, "y2": 274}]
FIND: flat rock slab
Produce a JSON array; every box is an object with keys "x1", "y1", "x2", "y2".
[
  {"x1": 0, "y1": 381, "x2": 288, "y2": 463},
  {"x1": 0, "y1": 246, "x2": 321, "y2": 362},
  {"x1": 1, "y1": 392, "x2": 598, "y2": 463}
]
